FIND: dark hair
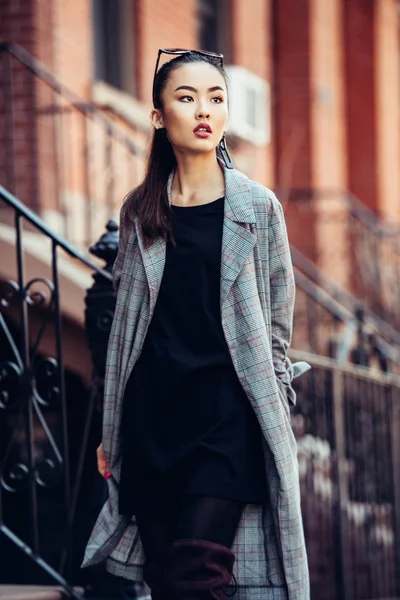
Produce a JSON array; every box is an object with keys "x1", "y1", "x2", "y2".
[{"x1": 123, "y1": 52, "x2": 228, "y2": 248}]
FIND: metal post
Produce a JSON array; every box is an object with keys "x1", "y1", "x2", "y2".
[
  {"x1": 52, "y1": 240, "x2": 71, "y2": 577},
  {"x1": 390, "y1": 385, "x2": 400, "y2": 597},
  {"x1": 15, "y1": 212, "x2": 40, "y2": 556},
  {"x1": 332, "y1": 366, "x2": 351, "y2": 600}
]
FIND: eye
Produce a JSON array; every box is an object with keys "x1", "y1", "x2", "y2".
[
  {"x1": 179, "y1": 95, "x2": 194, "y2": 102},
  {"x1": 211, "y1": 96, "x2": 224, "y2": 103}
]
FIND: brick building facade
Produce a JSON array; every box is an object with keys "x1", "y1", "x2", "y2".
[
  {"x1": 0, "y1": 0, "x2": 399, "y2": 364},
  {"x1": 1, "y1": 0, "x2": 400, "y2": 267},
  {"x1": 1, "y1": 0, "x2": 400, "y2": 372}
]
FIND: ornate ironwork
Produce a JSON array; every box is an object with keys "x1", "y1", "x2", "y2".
[
  {"x1": 0, "y1": 274, "x2": 65, "y2": 495},
  {"x1": 291, "y1": 351, "x2": 400, "y2": 600},
  {"x1": 288, "y1": 188, "x2": 400, "y2": 342},
  {"x1": 0, "y1": 183, "x2": 111, "y2": 599}
]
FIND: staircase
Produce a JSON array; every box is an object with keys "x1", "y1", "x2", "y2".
[
  {"x1": 0, "y1": 586, "x2": 84, "y2": 600},
  {"x1": 292, "y1": 246, "x2": 400, "y2": 369},
  {"x1": 287, "y1": 187, "x2": 400, "y2": 338},
  {"x1": 0, "y1": 184, "x2": 112, "y2": 599}
]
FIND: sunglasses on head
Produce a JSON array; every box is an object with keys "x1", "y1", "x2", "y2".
[{"x1": 152, "y1": 48, "x2": 224, "y2": 108}]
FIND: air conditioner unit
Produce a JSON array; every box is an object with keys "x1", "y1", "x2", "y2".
[{"x1": 225, "y1": 65, "x2": 270, "y2": 146}]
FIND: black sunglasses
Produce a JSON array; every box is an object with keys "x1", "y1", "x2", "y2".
[{"x1": 152, "y1": 48, "x2": 224, "y2": 108}]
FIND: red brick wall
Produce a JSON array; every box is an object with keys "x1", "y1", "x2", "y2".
[
  {"x1": 272, "y1": 0, "x2": 318, "y2": 261},
  {"x1": 310, "y1": 0, "x2": 346, "y2": 191},
  {"x1": 0, "y1": 0, "x2": 40, "y2": 207},
  {"x1": 230, "y1": 0, "x2": 274, "y2": 187},
  {"x1": 136, "y1": 0, "x2": 198, "y2": 105},
  {"x1": 1, "y1": 0, "x2": 400, "y2": 269},
  {"x1": 343, "y1": 0, "x2": 400, "y2": 222},
  {"x1": 309, "y1": 0, "x2": 349, "y2": 287},
  {"x1": 53, "y1": 0, "x2": 93, "y2": 97},
  {"x1": 0, "y1": 0, "x2": 35, "y2": 51},
  {"x1": 343, "y1": 0, "x2": 377, "y2": 212},
  {"x1": 374, "y1": 0, "x2": 400, "y2": 222},
  {"x1": 273, "y1": 0, "x2": 312, "y2": 192}
]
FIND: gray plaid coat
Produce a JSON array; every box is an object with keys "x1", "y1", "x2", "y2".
[{"x1": 82, "y1": 167, "x2": 310, "y2": 600}]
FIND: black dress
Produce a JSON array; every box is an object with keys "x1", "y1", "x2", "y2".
[{"x1": 119, "y1": 197, "x2": 266, "y2": 516}]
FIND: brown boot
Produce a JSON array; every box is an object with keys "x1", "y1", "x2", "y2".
[
  {"x1": 143, "y1": 561, "x2": 166, "y2": 600},
  {"x1": 165, "y1": 539, "x2": 235, "y2": 599}
]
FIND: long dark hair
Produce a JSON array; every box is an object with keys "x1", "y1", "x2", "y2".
[{"x1": 124, "y1": 53, "x2": 228, "y2": 248}]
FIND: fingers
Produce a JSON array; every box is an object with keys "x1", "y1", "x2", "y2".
[{"x1": 97, "y1": 445, "x2": 111, "y2": 479}]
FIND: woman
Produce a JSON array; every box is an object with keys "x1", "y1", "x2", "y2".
[{"x1": 83, "y1": 49, "x2": 310, "y2": 600}]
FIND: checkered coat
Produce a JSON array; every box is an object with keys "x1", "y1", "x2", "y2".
[{"x1": 82, "y1": 167, "x2": 310, "y2": 600}]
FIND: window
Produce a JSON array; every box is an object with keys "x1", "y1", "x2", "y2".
[
  {"x1": 93, "y1": 0, "x2": 136, "y2": 95},
  {"x1": 197, "y1": 0, "x2": 232, "y2": 61}
]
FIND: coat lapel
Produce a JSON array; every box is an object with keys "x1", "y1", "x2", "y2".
[
  {"x1": 135, "y1": 167, "x2": 257, "y2": 310},
  {"x1": 220, "y1": 168, "x2": 257, "y2": 306},
  {"x1": 135, "y1": 219, "x2": 166, "y2": 314}
]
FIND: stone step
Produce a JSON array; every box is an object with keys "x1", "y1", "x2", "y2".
[{"x1": 0, "y1": 586, "x2": 84, "y2": 600}]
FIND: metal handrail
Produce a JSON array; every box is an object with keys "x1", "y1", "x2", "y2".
[
  {"x1": 293, "y1": 262, "x2": 400, "y2": 367},
  {"x1": 287, "y1": 186, "x2": 400, "y2": 244},
  {"x1": 0, "y1": 42, "x2": 145, "y2": 155},
  {"x1": 291, "y1": 245, "x2": 400, "y2": 346},
  {"x1": 288, "y1": 186, "x2": 400, "y2": 328},
  {"x1": 290, "y1": 347, "x2": 400, "y2": 386},
  {"x1": 0, "y1": 185, "x2": 112, "y2": 281}
]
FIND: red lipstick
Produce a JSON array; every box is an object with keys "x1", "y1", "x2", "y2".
[{"x1": 193, "y1": 122, "x2": 212, "y2": 137}]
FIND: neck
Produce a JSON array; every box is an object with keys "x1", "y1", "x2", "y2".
[{"x1": 171, "y1": 151, "x2": 225, "y2": 206}]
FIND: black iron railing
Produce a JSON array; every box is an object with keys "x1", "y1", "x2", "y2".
[
  {"x1": 0, "y1": 184, "x2": 112, "y2": 597},
  {"x1": 291, "y1": 349, "x2": 400, "y2": 600},
  {"x1": 287, "y1": 188, "x2": 400, "y2": 336},
  {"x1": 0, "y1": 42, "x2": 146, "y2": 250},
  {"x1": 292, "y1": 247, "x2": 400, "y2": 370}
]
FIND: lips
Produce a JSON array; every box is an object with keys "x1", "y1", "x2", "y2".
[{"x1": 193, "y1": 123, "x2": 212, "y2": 134}]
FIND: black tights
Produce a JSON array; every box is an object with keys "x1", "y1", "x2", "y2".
[{"x1": 136, "y1": 495, "x2": 245, "y2": 563}]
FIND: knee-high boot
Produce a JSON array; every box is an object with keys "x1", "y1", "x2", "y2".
[{"x1": 165, "y1": 539, "x2": 235, "y2": 600}]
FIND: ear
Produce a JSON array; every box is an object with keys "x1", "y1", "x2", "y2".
[{"x1": 151, "y1": 109, "x2": 164, "y2": 130}]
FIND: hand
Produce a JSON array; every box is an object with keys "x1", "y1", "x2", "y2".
[{"x1": 97, "y1": 443, "x2": 111, "y2": 479}]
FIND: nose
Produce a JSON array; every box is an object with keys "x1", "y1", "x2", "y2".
[{"x1": 195, "y1": 105, "x2": 210, "y2": 120}]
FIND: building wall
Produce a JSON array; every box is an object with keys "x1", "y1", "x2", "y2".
[
  {"x1": 1, "y1": 0, "x2": 400, "y2": 283},
  {"x1": 310, "y1": 0, "x2": 349, "y2": 287},
  {"x1": 53, "y1": 0, "x2": 94, "y2": 96},
  {"x1": 136, "y1": 0, "x2": 198, "y2": 104},
  {"x1": 374, "y1": 0, "x2": 400, "y2": 222},
  {"x1": 344, "y1": 0, "x2": 378, "y2": 214},
  {"x1": 0, "y1": 0, "x2": 38, "y2": 209},
  {"x1": 230, "y1": 0, "x2": 274, "y2": 185}
]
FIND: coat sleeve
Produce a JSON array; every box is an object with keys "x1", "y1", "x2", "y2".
[
  {"x1": 112, "y1": 202, "x2": 130, "y2": 293},
  {"x1": 268, "y1": 193, "x2": 297, "y2": 405}
]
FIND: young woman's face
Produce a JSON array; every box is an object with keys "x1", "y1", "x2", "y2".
[{"x1": 154, "y1": 62, "x2": 229, "y2": 156}]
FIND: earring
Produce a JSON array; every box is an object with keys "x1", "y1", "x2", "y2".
[{"x1": 219, "y1": 135, "x2": 235, "y2": 169}]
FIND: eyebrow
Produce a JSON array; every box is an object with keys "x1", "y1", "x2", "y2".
[{"x1": 174, "y1": 85, "x2": 225, "y2": 93}]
